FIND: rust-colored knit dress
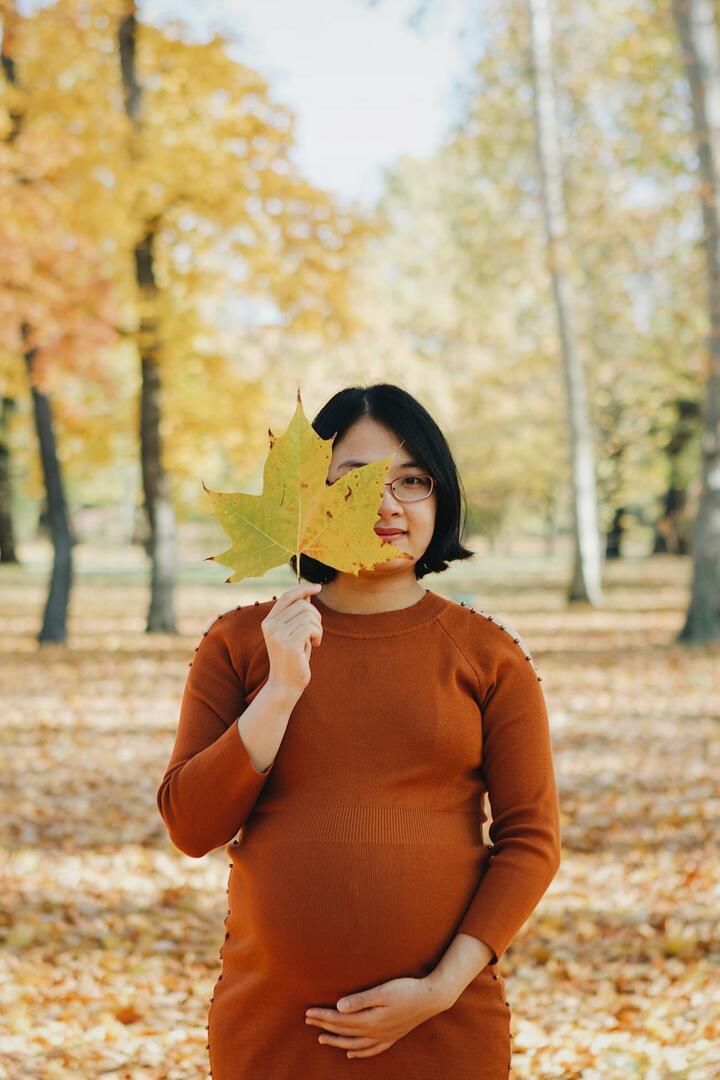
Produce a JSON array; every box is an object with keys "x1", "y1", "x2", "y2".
[{"x1": 157, "y1": 589, "x2": 561, "y2": 1079}]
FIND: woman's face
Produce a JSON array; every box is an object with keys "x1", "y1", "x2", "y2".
[{"x1": 326, "y1": 416, "x2": 437, "y2": 576}]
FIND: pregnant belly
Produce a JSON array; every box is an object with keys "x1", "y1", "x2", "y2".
[{"x1": 226, "y1": 806, "x2": 491, "y2": 995}]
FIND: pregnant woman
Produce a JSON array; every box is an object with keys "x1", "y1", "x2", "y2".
[{"x1": 157, "y1": 382, "x2": 562, "y2": 1079}]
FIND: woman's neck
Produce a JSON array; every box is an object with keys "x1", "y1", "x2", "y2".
[{"x1": 316, "y1": 574, "x2": 427, "y2": 614}]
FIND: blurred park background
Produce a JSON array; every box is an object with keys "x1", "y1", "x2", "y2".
[{"x1": 1, "y1": 0, "x2": 719, "y2": 1077}]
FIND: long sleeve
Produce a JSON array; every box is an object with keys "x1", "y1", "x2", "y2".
[
  {"x1": 156, "y1": 620, "x2": 274, "y2": 858},
  {"x1": 456, "y1": 638, "x2": 562, "y2": 964}
]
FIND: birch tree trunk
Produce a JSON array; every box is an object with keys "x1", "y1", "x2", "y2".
[
  {"x1": 672, "y1": 0, "x2": 720, "y2": 641},
  {"x1": 526, "y1": 0, "x2": 603, "y2": 604}
]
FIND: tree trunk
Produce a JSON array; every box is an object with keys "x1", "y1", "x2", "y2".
[
  {"x1": 526, "y1": 0, "x2": 603, "y2": 605},
  {"x1": 652, "y1": 398, "x2": 698, "y2": 555},
  {"x1": 24, "y1": 337, "x2": 75, "y2": 642},
  {"x1": 138, "y1": 248, "x2": 178, "y2": 631},
  {"x1": 605, "y1": 506, "x2": 627, "y2": 560},
  {"x1": 672, "y1": 0, "x2": 720, "y2": 641},
  {"x1": 652, "y1": 485, "x2": 689, "y2": 555},
  {"x1": 5, "y1": 1, "x2": 75, "y2": 637},
  {"x1": 1, "y1": 14, "x2": 21, "y2": 566},
  {"x1": 118, "y1": 4, "x2": 177, "y2": 633},
  {"x1": 0, "y1": 397, "x2": 19, "y2": 563}
]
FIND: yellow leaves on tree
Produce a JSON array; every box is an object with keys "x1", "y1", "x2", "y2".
[{"x1": 203, "y1": 389, "x2": 413, "y2": 583}]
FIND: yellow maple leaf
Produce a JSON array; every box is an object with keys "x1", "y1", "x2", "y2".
[{"x1": 203, "y1": 388, "x2": 413, "y2": 583}]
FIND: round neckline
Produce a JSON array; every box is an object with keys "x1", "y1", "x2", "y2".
[{"x1": 309, "y1": 587, "x2": 448, "y2": 637}]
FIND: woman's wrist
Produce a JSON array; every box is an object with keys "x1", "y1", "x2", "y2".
[
  {"x1": 263, "y1": 677, "x2": 303, "y2": 707},
  {"x1": 235, "y1": 679, "x2": 301, "y2": 773},
  {"x1": 423, "y1": 932, "x2": 495, "y2": 1006}
]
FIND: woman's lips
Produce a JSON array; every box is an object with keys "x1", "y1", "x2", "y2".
[{"x1": 374, "y1": 529, "x2": 406, "y2": 537}]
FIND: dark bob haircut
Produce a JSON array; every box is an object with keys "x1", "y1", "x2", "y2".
[{"x1": 289, "y1": 382, "x2": 475, "y2": 583}]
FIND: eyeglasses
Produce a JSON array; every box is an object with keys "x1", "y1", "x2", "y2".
[
  {"x1": 382, "y1": 475, "x2": 436, "y2": 502},
  {"x1": 327, "y1": 474, "x2": 437, "y2": 502}
]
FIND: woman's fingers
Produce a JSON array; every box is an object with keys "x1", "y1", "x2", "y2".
[
  {"x1": 317, "y1": 1034, "x2": 379, "y2": 1049},
  {"x1": 262, "y1": 584, "x2": 323, "y2": 694},
  {"x1": 265, "y1": 583, "x2": 321, "y2": 620},
  {"x1": 347, "y1": 1041, "x2": 396, "y2": 1058},
  {"x1": 284, "y1": 603, "x2": 322, "y2": 631}
]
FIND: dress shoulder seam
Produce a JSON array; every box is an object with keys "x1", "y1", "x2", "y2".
[
  {"x1": 436, "y1": 606, "x2": 543, "y2": 683},
  {"x1": 434, "y1": 617, "x2": 487, "y2": 700}
]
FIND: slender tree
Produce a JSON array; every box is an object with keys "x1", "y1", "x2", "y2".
[
  {"x1": 0, "y1": 397, "x2": 18, "y2": 564},
  {"x1": 0, "y1": 11, "x2": 20, "y2": 565},
  {"x1": 117, "y1": 3, "x2": 177, "y2": 634},
  {"x1": 651, "y1": 398, "x2": 698, "y2": 556},
  {"x1": 2, "y1": 2, "x2": 75, "y2": 639},
  {"x1": 671, "y1": 0, "x2": 720, "y2": 640},
  {"x1": 2, "y1": 1, "x2": 121, "y2": 636},
  {"x1": 526, "y1": 0, "x2": 603, "y2": 604}
]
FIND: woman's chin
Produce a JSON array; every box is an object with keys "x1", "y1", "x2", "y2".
[{"x1": 367, "y1": 554, "x2": 417, "y2": 573}]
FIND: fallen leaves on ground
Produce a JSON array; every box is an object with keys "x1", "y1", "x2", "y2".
[{"x1": 0, "y1": 554, "x2": 718, "y2": 1079}]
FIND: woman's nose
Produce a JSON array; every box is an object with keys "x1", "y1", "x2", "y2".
[{"x1": 379, "y1": 484, "x2": 401, "y2": 510}]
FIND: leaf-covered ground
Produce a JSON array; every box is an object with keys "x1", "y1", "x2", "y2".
[{"x1": 1, "y1": 550, "x2": 718, "y2": 1079}]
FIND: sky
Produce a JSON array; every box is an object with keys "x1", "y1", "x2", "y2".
[{"x1": 141, "y1": 0, "x2": 478, "y2": 208}]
